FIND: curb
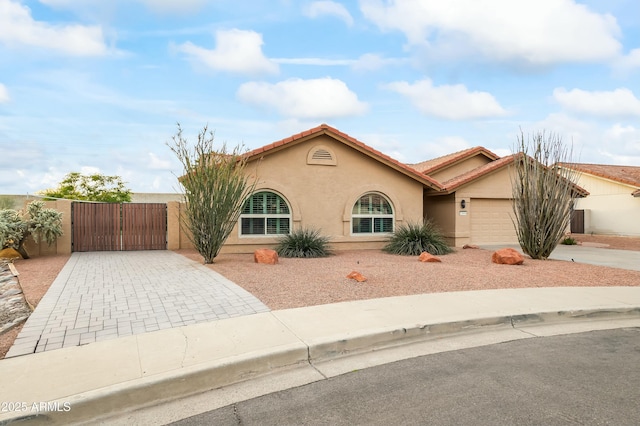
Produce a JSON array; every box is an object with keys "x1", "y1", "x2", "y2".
[{"x1": 2, "y1": 307, "x2": 640, "y2": 425}]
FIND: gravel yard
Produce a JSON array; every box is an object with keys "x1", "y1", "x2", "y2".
[
  {"x1": 2, "y1": 235, "x2": 639, "y2": 359},
  {"x1": 189, "y1": 246, "x2": 640, "y2": 310}
]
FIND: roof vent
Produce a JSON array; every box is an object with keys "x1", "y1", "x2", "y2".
[{"x1": 307, "y1": 145, "x2": 337, "y2": 166}]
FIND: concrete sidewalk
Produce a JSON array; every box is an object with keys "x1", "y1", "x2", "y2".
[
  {"x1": 481, "y1": 244, "x2": 640, "y2": 271},
  {"x1": 2, "y1": 286, "x2": 640, "y2": 425}
]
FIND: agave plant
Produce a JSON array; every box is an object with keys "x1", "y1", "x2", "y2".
[
  {"x1": 276, "y1": 227, "x2": 331, "y2": 258},
  {"x1": 383, "y1": 220, "x2": 453, "y2": 256}
]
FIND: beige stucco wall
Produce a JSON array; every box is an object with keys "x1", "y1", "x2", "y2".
[
  {"x1": 572, "y1": 173, "x2": 640, "y2": 236},
  {"x1": 424, "y1": 193, "x2": 456, "y2": 245},
  {"x1": 428, "y1": 155, "x2": 492, "y2": 183},
  {"x1": 427, "y1": 167, "x2": 517, "y2": 247},
  {"x1": 220, "y1": 134, "x2": 425, "y2": 253}
]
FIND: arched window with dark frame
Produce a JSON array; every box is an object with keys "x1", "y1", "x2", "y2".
[
  {"x1": 240, "y1": 191, "x2": 291, "y2": 235},
  {"x1": 351, "y1": 192, "x2": 394, "y2": 234}
]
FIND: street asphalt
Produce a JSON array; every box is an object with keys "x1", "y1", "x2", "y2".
[{"x1": 169, "y1": 328, "x2": 640, "y2": 425}]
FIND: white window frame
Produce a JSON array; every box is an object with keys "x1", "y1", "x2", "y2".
[
  {"x1": 239, "y1": 191, "x2": 291, "y2": 237},
  {"x1": 351, "y1": 192, "x2": 394, "y2": 235}
]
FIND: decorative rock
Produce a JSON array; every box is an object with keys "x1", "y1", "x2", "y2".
[
  {"x1": 0, "y1": 248, "x2": 22, "y2": 259},
  {"x1": 418, "y1": 252, "x2": 442, "y2": 263},
  {"x1": 491, "y1": 248, "x2": 524, "y2": 265},
  {"x1": 347, "y1": 271, "x2": 367, "y2": 282},
  {"x1": 0, "y1": 261, "x2": 31, "y2": 335},
  {"x1": 254, "y1": 249, "x2": 278, "y2": 265},
  {"x1": 463, "y1": 244, "x2": 479, "y2": 249}
]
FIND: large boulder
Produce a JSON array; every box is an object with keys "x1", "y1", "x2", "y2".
[
  {"x1": 254, "y1": 249, "x2": 279, "y2": 265},
  {"x1": 418, "y1": 252, "x2": 442, "y2": 263},
  {"x1": 491, "y1": 248, "x2": 524, "y2": 265}
]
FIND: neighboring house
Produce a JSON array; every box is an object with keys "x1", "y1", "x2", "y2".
[
  {"x1": 218, "y1": 124, "x2": 587, "y2": 253},
  {"x1": 558, "y1": 163, "x2": 640, "y2": 236}
]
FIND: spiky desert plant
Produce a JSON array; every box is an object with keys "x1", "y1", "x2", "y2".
[
  {"x1": 383, "y1": 220, "x2": 453, "y2": 256},
  {"x1": 511, "y1": 130, "x2": 580, "y2": 260},
  {"x1": 276, "y1": 227, "x2": 331, "y2": 258},
  {"x1": 168, "y1": 123, "x2": 256, "y2": 264}
]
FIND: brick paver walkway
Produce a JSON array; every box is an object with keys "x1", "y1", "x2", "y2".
[{"x1": 7, "y1": 251, "x2": 269, "y2": 357}]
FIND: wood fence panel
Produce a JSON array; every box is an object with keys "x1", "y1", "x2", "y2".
[
  {"x1": 72, "y1": 202, "x2": 167, "y2": 252},
  {"x1": 122, "y1": 203, "x2": 167, "y2": 250},
  {"x1": 72, "y1": 203, "x2": 121, "y2": 252}
]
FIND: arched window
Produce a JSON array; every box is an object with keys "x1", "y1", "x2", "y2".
[
  {"x1": 240, "y1": 191, "x2": 291, "y2": 235},
  {"x1": 352, "y1": 192, "x2": 394, "y2": 234}
]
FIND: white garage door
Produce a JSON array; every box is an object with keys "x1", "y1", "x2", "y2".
[{"x1": 470, "y1": 199, "x2": 519, "y2": 244}]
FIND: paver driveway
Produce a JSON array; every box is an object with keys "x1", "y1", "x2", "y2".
[{"x1": 7, "y1": 251, "x2": 269, "y2": 358}]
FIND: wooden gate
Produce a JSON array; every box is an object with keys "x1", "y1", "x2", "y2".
[
  {"x1": 72, "y1": 203, "x2": 167, "y2": 252},
  {"x1": 571, "y1": 209, "x2": 585, "y2": 234}
]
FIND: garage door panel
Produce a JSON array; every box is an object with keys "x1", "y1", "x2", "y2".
[{"x1": 471, "y1": 199, "x2": 518, "y2": 244}]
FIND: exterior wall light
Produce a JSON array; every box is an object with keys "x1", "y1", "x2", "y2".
[{"x1": 460, "y1": 200, "x2": 466, "y2": 209}]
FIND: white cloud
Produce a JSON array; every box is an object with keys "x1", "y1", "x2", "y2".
[
  {"x1": 147, "y1": 152, "x2": 172, "y2": 170},
  {"x1": 553, "y1": 87, "x2": 640, "y2": 117},
  {"x1": 603, "y1": 124, "x2": 640, "y2": 161},
  {"x1": 40, "y1": 0, "x2": 207, "y2": 15},
  {"x1": 415, "y1": 135, "x2": 471, "y2": 161},
  {"x1": 614, "y1": 48, "x2": 640, "y2": 75},
  {"x1": 237, "y1": 77, "x2": 368, "y2": 119},
  {"x1": 137, "y1": 0, "x2": 207, "y2": 14},
  {"x1": 385, "y1": 78, "x2": 507, "y2": 120},
  {"x1": 0, "y1": 83, "x2": 9, "y2": 102},
  {"x1": 351, "y1": 53, "x2": 406, "y2": 71},
  {"x1": 176, "y1": 29, "x2": 279, "y2": 75},
  {"x1": 0, "y1": 0, "x2": 108, "y2": 56},
  {"x1": 360, "y1": 0, "x2": 621, "y2": 66},
  {"x1": 304, "y1": 1, "x2": 354, "y2": 26},
  {"x1": 520, "y1": 107, "x2": 640, "y2": 166},
  {"x1": 273, "y1": 57, "x2": 354, "y2": 66}
]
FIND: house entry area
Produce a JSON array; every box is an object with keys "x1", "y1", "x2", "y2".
[{"x1": 72, "y1": 202, "x2": 167, "y2": 252}]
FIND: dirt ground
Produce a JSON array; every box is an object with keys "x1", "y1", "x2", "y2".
[
  {"x1": 0, "y1": 254, "x2": 70, "y2": 359},
  {"x1": 1, "y1": 234, "x2": 639, "y2": 359}
]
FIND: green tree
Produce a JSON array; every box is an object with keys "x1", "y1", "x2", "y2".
[
  {"x1": 168, "y1": 124, "x2": 256, "y2": 264},
  {"x1": 0, "y1": 201, "x2": 63, "y2": 259},
  {"x1": 38, "y1": 172, "x2": 132, "y2": 202},
  {"x1": 511, "y1": 130, "x2": 580, "y2": 260}
]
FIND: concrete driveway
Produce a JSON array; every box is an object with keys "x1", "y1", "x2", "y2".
[
  {"x1": 7, "y1": 251, "x2": 270, "y2": 358},
  {"x1": 482, "y1": 244, "x2": 640, "y2": 271}
]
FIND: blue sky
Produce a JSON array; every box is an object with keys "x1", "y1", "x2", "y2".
[{"x1": 1, "y1": 0, "x2": 639, "y2": 195}]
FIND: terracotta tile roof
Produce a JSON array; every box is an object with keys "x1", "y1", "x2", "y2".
[
  {"x1": 410, "y1": 146, "x2": 500, "y2": 174},
  {"x1": 438, "y1": 154, "x2": 589, "y2": 197},
  {"x1": 439, "y1": 155, "x2": 517, "y2": 191},
  {"x1": 244, "y1": 124, "x2": 443, "y2": 190},
  {"x1": 558, "y1": 163, "x2": 640, "y2": 189}
]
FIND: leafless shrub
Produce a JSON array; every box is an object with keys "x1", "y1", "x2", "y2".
[{"x1": 511, "y1": 130, "x2": 580, "y2": 259}]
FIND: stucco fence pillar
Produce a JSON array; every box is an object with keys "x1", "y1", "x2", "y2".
[
  {"x1": 167, "y1": 201, "x2": 193, "y2": 250},
  {"x1": 22, "y1": 199, "x2": 73, "y2": 257}
]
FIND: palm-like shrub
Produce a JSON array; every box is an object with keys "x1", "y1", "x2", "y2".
[
  {"x1": 276, "y1": 228, "x2": 331, "y2": 258},
  {"x1": 383, "y1": 220, "x2": 453, "y2": 256}
]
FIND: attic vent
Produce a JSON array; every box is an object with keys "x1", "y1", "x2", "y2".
[{"x1": 307, "y1": 145, "x2": 337, "y2": 166}]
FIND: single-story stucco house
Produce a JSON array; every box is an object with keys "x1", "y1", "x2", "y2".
[
  {"x1": 558, "y1": 163, "x2": 640, "y2": 236},
  {"x1": 218, "y1": 124, "x2": 587, "y2": 254}
]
